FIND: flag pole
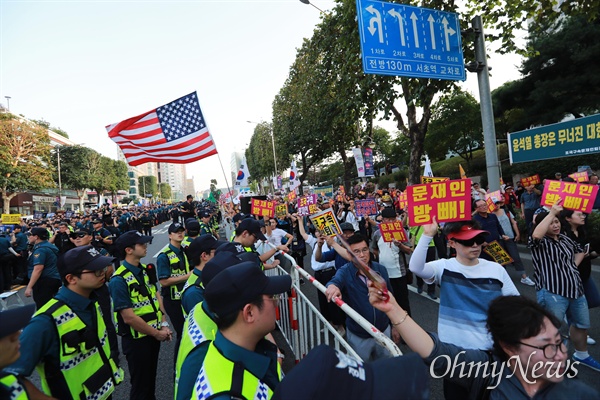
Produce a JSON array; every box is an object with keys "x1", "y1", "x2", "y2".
[{"x1": 216, "y1": 152, "x2": 233, "y2": 201}]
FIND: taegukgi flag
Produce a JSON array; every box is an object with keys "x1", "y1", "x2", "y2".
[{"x1": 106, "y1": 92, "x2": 217, "y2": 166}]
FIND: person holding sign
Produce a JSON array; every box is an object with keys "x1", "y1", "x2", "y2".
[
  {"x1": 409, "y1": 218, "x2": 519, "y2": 399},
  {"x1": 530, "y1": 198, "x2": 600, "y2": 372}
]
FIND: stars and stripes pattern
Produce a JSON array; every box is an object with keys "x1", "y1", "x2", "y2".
[{"x1": 106, "y1": 92, "x2": 218, "y2": 166}]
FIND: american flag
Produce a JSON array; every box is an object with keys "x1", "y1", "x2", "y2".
[{"x1": 106, "y1": 92, "x2": 217, "y2": 166}]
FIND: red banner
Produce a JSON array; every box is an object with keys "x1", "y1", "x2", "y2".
[
  {"x1": 251, "y1": 198, "x2": 275, "y2": 218},
  {"x1": 407, "y1": 179, "x2": 472, "y2": 226},
  {"x1": 379, "y1": 221, "x2": 407, "y2": 242},
  {"x1": 520, "y1": 174, "x2": 541, "y2": 187},
  {"x1": 540, "y1": 179, "x2": 599, "y2": 213},
  {"x1": 568, "y1": 171, "x2": 589, "y2": 183}
]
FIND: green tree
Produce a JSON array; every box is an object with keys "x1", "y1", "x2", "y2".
[
  {"x1": 493, "y1": 16, "x2": 600, "y2": 129},
  {"x1": 52, "y1": 145, "x2": 103, "y2": 210},
  {"x1": 425, "y1": 89, "x2": 483, "y2": 168},
  {"x1": 245, "y1": 122, "x2": 280, "y2": 181},
  {"x1": 138, "y1": 176, "x2": 158, "y2": 200},
  {"x1": 0, "y1": 115, "x2": 53, "y2": 212},
  {"x1": 159, "y1": 182, "x2": 172, "y2": 202}
]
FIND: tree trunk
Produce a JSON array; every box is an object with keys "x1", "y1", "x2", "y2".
[{"x1": 1, "y1": 190, "x2": 17, "y2": 214}]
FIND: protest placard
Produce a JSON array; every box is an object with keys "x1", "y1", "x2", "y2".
[
  {"x1": 540, "y1": 179, "x2": 598, "y2": 213},
  {"x1": 251, "y1": 198, "x2": 275, "y2": 218},
  {"x1": 354, "y1": 199, "x2": 378, "y2": 217},
  {"x1": 483, "y1": 240, "x2": 513, "y2": 266},
  {"x1": 379, "y1": 221, "x2": 407, "y2": 242},
  {"x1": 1, "y1": 214, "x2": 21, "y2": 224},
  {"x1": 520, "y1": 174, "x2": 541, "y2": 187},
  {"x1": 397, "y1": 191, "x2": 408, "y2": 209},
  {"x1": 297, "y1": 194, "x2": 319, "y2": 216},
  {"x1": 309, "y1": 209, "x2": 341, "y2": 237},
  {"x1": 568, "y1": 171, "x2": 589, "y2": 183},
  {"x1": 407, "y1": 179, "x2": 472, "y2": 226},
  {"x1": 275, "y1": 204, "x2": 288, "y2": 219},
  {"x1": 420, "y1": 176, "x2": 449, "y2": 184},
  {"x1": 485, "y1": 190, "x2": 502, "y2": 213}
]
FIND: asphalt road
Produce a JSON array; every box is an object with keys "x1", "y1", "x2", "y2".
[{"x1": 10, "y1": 221, "x2": 600, "y2": 399}]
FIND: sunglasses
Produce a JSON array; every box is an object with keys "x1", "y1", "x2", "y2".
[{"x1": 452, "y1": 235, "x2": 486, "y2": 247}]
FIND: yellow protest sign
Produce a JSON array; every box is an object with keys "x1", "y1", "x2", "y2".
[
  {"x1": 1, "y1": 214, "x2": 21, "y2": 224},
  {"x1": 483, "y1": 240, "x2": 513, "y2": 266},
  {"x1": 309, "y1": 209, "x2": 341, "y2": 237}
]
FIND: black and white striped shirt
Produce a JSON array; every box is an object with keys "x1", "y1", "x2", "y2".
[{"x1": 529, "y1": 234, "x2": 584, "y2": 299}]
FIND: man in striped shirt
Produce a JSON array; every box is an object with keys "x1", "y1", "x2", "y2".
[{"x1": 529, "y1": 197, "x2": 600, "y2": 372}]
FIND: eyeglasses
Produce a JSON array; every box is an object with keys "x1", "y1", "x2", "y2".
[
  {"x1": 81, "y1": 267, "x2": 108, "y2": 277},
  {"x1": 352, "y1": 248, "x2": 370, "y2": 255},
  {"x1": 452, "y1": 235, "x2": 486, "y2": 247},
  {"x1": 74, "y1": 233, "x2": 88, "y2": 238},
  {"x1": 518, "y1": 336, "x2": 569, "y2": 359}
]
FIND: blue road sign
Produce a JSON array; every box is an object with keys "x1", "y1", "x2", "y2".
[{"x1": 356, "y1": 0, "x2": 465, "y2": 80}]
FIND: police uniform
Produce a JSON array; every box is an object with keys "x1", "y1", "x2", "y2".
[
  {"x1": 27, "y1": 232, "x2": 61, "y2": 309},
  {"x1": 140, "y1": 214, "x2": 153, "y2": 236},
  {"x1": 157, "y1": 243, "x2": 190, "y2": 355},
  {"x1": 109, "y1": 260, "x2": 164, "y2": 400},
  {"x1": 3, "y1": 287, "x2": 123, "y2": 400},
  {"x1": 0, "y1": 373, "x2": 29, "y2": 399},
  {"x1": 180, "y1": 268, "x2": 204, "y2": 316}
]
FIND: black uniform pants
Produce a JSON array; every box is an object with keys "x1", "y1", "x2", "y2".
[
  {"x1": 122, "y1": 335, "x2": 161, "y2": 400},
  {"x1": 32, "y1": 277, "x2": 61, "y2": 309},
  {"x1": 162, "y1": 295, "x2": 185, "y2": 371}
]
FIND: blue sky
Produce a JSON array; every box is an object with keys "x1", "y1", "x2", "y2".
[{"x1": 1, "y1": 0, "x2": 521, "y2": 191}]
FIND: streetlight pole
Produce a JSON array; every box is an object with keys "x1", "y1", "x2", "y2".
[
  {"x1": 299, "y1": 0, "x2": 324, "y2": 13},
  {"x1": 56, "y1": 146, "x2": 62, "y2": 210}
]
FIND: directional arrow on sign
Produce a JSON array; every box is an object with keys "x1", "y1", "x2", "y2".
[
  {"x1": 410, "y1": 12, "x2": 419, "y2": 48},
  {"x1": 427, "y1": 14, "x2": 436, "y2": 50},
  {"x1": 388, "y1": 8, "x2": 405, "y2": 46},
  {"x1": 442, "y1": 16, "x2": 456, "y2": 51},
  {"x1": 366, "y1": 5, "x2": 384, "y2": 43}
]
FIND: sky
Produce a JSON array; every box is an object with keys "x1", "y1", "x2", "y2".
[{"x1": 1, "y1": 0, "x2": 523, "y2": 192}]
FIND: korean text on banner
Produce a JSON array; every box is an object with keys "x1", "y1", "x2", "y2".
[
  {"x1": 297, "y1": 195, "x2": 319, "y2": 216},
  {"x1": 568, "y1": 171, "x2": 589, "y2": 183},
  {"x1": 540, "y1": 180, "x2": 599, "y2": 213},
  {"x1": 1, "y1": 214, "x2": 21, "y2": 224},
  {"x1": 485, "y1": 190, "x2": 502, "y2": 213},
  {"x1": 397, "y1": 191, "x2": 408, "y2": 209},
  {"x1": 309, "y1": 209, "x2": 342, "y2": 237},
  {"x1": 483, "y1": 240, "x2": 514, "y2": 266},
  {"x1": 420, "y1": 176, "x2": 449, "y2": 184},
  {"x1": 520, "y1": 174, "x2": 541, "y2": 187},
  {"x1": 407, "y1": 179, "x2": 472, "y2": 226},
  {"x1": 354, "y1": 199, "x2": 378, "y2": 217},
  {"x1": 379, "y1": 221, "x2": 407, "y2": 242},
  {"x1": 251, "y1": 198, "x2": 275, "y2": 218},
  {"x1": 275, "y1": 204, "x2": 288, "y2": 219}
]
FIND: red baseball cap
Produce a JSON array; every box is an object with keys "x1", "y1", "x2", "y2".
[{"x1": 446, "y1": 225, "x2": 489, "y2": 240}]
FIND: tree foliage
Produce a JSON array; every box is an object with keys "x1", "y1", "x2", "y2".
[
  {"x1": 138, "y1": 176, "x2": 158, "y2": 199},
  {"x1": 245, "y1": 122, "x2": 279, "y2": 181},
  {"x1": 159, "y1": 182, "x2": 172, "y2": 201},
  {"x1": 52, "y1": 145, "x2": 103, "y2": 209},
  {"x1": 0, "y1": 115, "x2": 53, "y2": 212},
  {"x1": 425, "y1": 89, "x2": 483, "y2": 167},
  {"x1": 493, "y1": 16, "x2": 600, "y2": 130}
]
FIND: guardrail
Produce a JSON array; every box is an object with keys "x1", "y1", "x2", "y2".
[{"x1": 264, "y1": 244, "x2": 402, "y2": 362}]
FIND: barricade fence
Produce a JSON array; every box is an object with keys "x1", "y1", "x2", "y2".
[{"x1": 264, "y1": 245, "x2": 402, "y2": 363}]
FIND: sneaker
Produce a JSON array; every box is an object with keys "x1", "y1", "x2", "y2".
[
  {"x1": 417, "y1": 286, "x2": 423, "y2": 294},
  {"x1": 573, "y1": 355, "x2": 600, "y2": 372},
  {"x1": 521, "y1": 277, "x2": 535, "y2": 286},
  {"x1": 588, "y1": 336, "x2": 597, "y2": 345},
  {"x1": 427, "y1": 293, "x2": 438, "y2": 300}
]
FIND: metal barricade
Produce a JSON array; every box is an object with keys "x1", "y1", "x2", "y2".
[{"x1": 265, "y1": 246, "x2": 402, "y2": 363}]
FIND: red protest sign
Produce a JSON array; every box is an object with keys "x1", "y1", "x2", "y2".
[
  {"x1": 397, "y1": 191, "x2": 408, "y2": 209},
  {"x1": 251, "y1": 198, "x2": 275, "y2": 218},
  {"x1": 568, "y1": 171, "x2": 589, "y2": 183},
  {"x1": 520, "y1": 174, "x2": 541, "y2": 187},
  {"x1": 407, "y1": 179, "x2": 472, "y2": 226},
  {"x1": 541, "y1": 180, "x2": 599, "y2": 213},
  {"x1": 379, "y1": 221, "x2": 407, "y2": 242},
  {"x1": 485, "y1": 190, "x2": 502, "y2": 213}
]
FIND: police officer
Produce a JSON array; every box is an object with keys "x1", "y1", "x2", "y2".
[
  {"x1": 49, "y1": 222, "x2": 75, "y2": 255},
  {"x1": 11, "y1": 225, "x2": 29, "y2": 285},
  {"x1": 198, "y1": 210, "x2": 214, "y2": 236},
  {"x1": 140, "y1": 211, "x2": 153, "y2": 236},
  {"x1": 24, "y1": 228, "x2": 60, "y2": 308},
  {"x1": 0, "y1": 232, "x2": 20, "y2": 292},
  {"x1": 4, "y1": 246, "x2": 123, "y2": 399},
  {"x1": 182, "y1": 218, "x2": 201, "y2": 251},
  {"x1": 157, "y1": 223, "x2": 191, "y2": 362},
  {"x1": 0, "y1": 303, "x2": 37, "y2": 399},
  {"x1": 109, "y1": 231, "x2": 171, "y2": 400},
  {"x1": 91, "y1": 218, "x2": 113, "y2": 252},
  {"x1": 180, "y1": 235, "x2": 220, "y2": 315},
  {"x1": 191, "y1": 263, "x2": 291, "y2": 399}
]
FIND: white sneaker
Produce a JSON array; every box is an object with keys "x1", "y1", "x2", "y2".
[
  {"x1": 588, "y1": 336, "x2": 596, "y2": 345},
  {"x1": 520, "y1": 277, "x2": 535, "y2": 286}
]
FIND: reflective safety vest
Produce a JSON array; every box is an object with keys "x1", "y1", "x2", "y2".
[
  {"x1": 161, "y1": 247, "x2": 190, "y2": 300},
  {"x1": 199, "y1": 222, "x2": 212, "y2": 236},
  {"x1": 0, "y1": 373, "x2": 29, "y2": 400},
  {"x1": 35, "y1": 299, "x2": 124, "y2": 400},
  {"x1": 113, "y1": 264, "x2": 162, "y2": 339},
  {"x1": 181, "y1": 271, "x2": 203, "y2": 316},
  {"x1": 192, "y1": 342, "x2": 282, "y2": 400},
  {"x1": 174, "y1": 302, "x2": 217, "y2": 400},
  {"x1": 182, "y1": 236, "x2": 192, "y2": 249}
]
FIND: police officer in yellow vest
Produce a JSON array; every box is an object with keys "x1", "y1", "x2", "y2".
[
  {"x1": 181, "y1": 218, "x2": 201, "y2": 252},
  {"x1": 175, "y1": 251, "x2": 248, "y2": 400},
  {"x1": 109, "y1": 231, "x2": 172, "y2": 400},
  {"x1": 0, "y1": 303, "x2": 36, "y2": 400},
  {"x1": 4, "y1": 245, "x2": 124, "y2": 400},
  {"x1": 157, "y1": 222, "x2": 191, "y2": 362},
  {"x1": 193, "y1": 262, "x2": 292, "y2": 399}
]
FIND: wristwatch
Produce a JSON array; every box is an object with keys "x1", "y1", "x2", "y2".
[{"x1": 161, "y1": 321, "x2": 170, "y2": 327}]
